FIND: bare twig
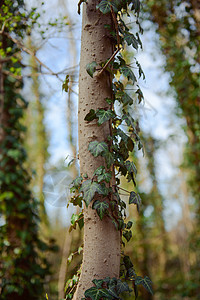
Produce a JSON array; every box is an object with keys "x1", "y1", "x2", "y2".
[
  {"x1": 4, "y1": 32, "x2": 63, "y2": 82},
  {"x1": 96, "y1": 48, "x2": 120, "y2": 77}
]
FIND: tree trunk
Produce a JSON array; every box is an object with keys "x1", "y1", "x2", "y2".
[{"x1": 73, "y1": 1, "x2": 121, "y2": 298}]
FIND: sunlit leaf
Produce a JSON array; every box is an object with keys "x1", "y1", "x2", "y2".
[{"x1": 62, "y1": 75, "x2": 69, "y2": 92}]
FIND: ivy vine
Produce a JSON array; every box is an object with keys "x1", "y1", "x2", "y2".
[{"x1": 64, "y1": 0, "x2": 153, "y2": 299}]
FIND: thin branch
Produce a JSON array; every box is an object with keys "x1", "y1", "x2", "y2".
[
  {"x1": 4, "y1": 32, "x2": 63, "y2": 82},
  {"x1": 114, "y1": 185, "x2": 131, "y2": 194},
  {"x1": 96, "y1": 48, "x2": 120, "y2": 77}
]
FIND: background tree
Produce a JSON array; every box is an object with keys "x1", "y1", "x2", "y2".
[{"x1": 0, "y1": 1, "x2": 54, "y2": 298}]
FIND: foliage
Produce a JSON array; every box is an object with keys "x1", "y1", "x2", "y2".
[
  {"x1": 143, "y1": 1, "x2": 200, "y2": 297},
  {"x1": 65, "y1": 0, "x2": 153, "y2": 299},
  {"x1": 0, "y1": 1, "x2": 56, "y2": 298}
]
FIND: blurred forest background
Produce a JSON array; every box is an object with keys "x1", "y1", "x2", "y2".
[{"x1": 0, "y1": 0, "x2": 199, "y2": 299}]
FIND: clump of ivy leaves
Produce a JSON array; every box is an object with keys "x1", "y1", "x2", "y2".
[
  {"x1": 63, "y1": 0, "x2": 153, "y2": 299},
  {"x1": 0, "y1": 1, "x2": 59, "y2": 299}
]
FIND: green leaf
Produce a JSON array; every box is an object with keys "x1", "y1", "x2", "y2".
[
  {"x1": 96, "y1": 109, "x2": 115, "y2": 125},
  {"x1": 84, "y1": 109, "x2": 97, "y2": 122},
  {"x1": 94, "y1": 166, "x2": 112, "y2": 183},
  {"x1": 97, "y1": 172, "x2": 112, "y2": 183},
  {"x1": 72, "y1": 176, "x2": 83, "y2": 189},
  {"x1": 93, "y1": 200, "x2": 109, "y2": 220},
  {"x1": 71, "y1": 213, "x2": 79, "y2": 225},
  {"x1": 96, "y1": 0, "x2": 118, "y2": 14},
  {"x1": 84, "y1": 286, "x2": 113, "y2": 300},
  {"x1": 123, "y1": 255, "x2": 133, "y2": 270},
  {"x1": 104, "y1": 151, "x2": 114, "y2": 168},
  {"x1": 116, "y1": 91, "x2": 133, "y2": 106},
  {"x1": 125, "y1": 160, "x2": 137, "y2": 175},
  {"x1": 88, "y1": 141, "x2": 108, "y2": 157},
  {"x1": 129, "y1": 191, "x2": 141, "y2": 212},
  {"x1": 135, "y1": 276, "x2": 153, "y2": 295},
  {"x1": 130, "y1": 0, "x2": 140, "y2": 13},
  {"x1": 69, "y1": 212, "x2": 84, "y2": 231},
  {"x1": 93, "y1": 166, "x2": 105, "y2": 176},
  {"x1": 80, "y1": 180, "x2": 108, "y2": 206},
  {"x1": 136, "y1": 60, "x2": 145, "y2": 79},
  {"x1": 114, "y1": 128, "x2": 134, "y2": 152},
  {"x1": 126, "y1": 221, "x2": 133, "y2": 229},
  {"x1": 136, "y1": 88, "x2": 144, "y2": 103},
  {"x1": 124, "y1": 32, "x2": 138, "y2": 49},
  {"x1": 120, "y1": 65, "x2": 136, "y2": 84},
  {"x1": 92, "y1": 279, "x2": 104, "y2": 289},
  {"x1": 123, "y1": 230, "x2": 132, "y2": 242},
  {"x1": 86, "y1": 61, "x2": 98, "y2": 77},
  {"x1": 116, "y1": 279, "x2": 132, "y2": 294},
  {"x1": 62, "y1": 75, "x2": 69, "y2": 92}
]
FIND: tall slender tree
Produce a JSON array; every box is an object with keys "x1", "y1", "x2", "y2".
[
  {"x1": 73, "y1": 2, "x2": 121, "y2": 298},
  {"x1": 0, "y1": 1, "x2": 51, "y2": 298}
]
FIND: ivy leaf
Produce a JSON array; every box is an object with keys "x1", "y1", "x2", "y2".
[
  {"x1": 92, "y1": 279, "x2": 104, "y2": 289},
  {"x1": 124, "y1": 32, "x2": 138, "y2": 49},
  {"x1": 130, "y1": 0, "x2": 140, "y2": 14},
  {"x1": 93, "y1": 200, "x2": 109, "y2": 220},
  {"x1": 96, "y1": 0, "x2": 118, "y2": 14},
  {"x1": 69, "y1": 212, "x2": 84, "y2": 231},
  {"x1": 136, "y1": 60, "x2": 145, "y2": 79},
  {"x1": 116, "y1": 279, "x2": 132, "y2": 294},
  {"x1": 125, "y1": 161, "x2": 137, "y2": 175},
  {"x1": 106, "y1": 279, "x2": 120, "y2": 299},
  {"x1": 88, "y1": 141, "x2": 108, "y2": 157},
  {"x1": 86, "y1": 61, "x2": 98, "y2": 77},
  {"x1": 84, "y1": 286, "x2": 113, "y2": 300},
  {"x1": 97, "y1": 172, "x2": 112, "y2": 183},
  {"x1": 93, "y1": 166, "x2": 105, "y2": 176},
  {"x1": 103, "y1": 151, "x2": 114, "y2": 168},
  {"x1": 120, "y1": 65, "x2": 136, "y2": 84},
  {"x1": 129, "y1": 191, "x2": 141, "y2": 212},
  {"x1": 96, "y1": 109, "x2": 115, "y2": 125},
  {"x1": 84, "y1": 109, "x2": 97, "y2": 122},
  {"x1": 115, "y1": 128, "x2": 134, "y2": 152},
  {"x1": 126, "y1": 221, "x2": 133, "y2": 229},
  {"x1": 72, "y1": 176, "x2": 83, "y2": 189},
  {"x1": 123, "y1": 230, "x2": 132, "y2": 242},
  {"x1": 135, "y1": 276, "x2": 153, "y2": 295},
  {"x1": 136, "y1": 88, "x2": 144, "y2": 103},
  {"x1": 116, "y1": 91, "x2": 133, "y2": 106},
  {"x1": 80, "y1": 180, "x2": 108, "y2": 206},
  {"x1": 62, "y1": 75, "x2": 69, "y2": 92},
  {"x1": 123, "y1": 255, "x2": 133, "y2": 270}
]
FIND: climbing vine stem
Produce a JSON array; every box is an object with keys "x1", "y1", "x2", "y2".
[{"x1": 64, "y1": 0, "x2": 153, "y2": 299}]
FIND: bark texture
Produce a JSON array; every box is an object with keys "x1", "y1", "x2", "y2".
[{"x1": 74, "y1": 1, "x2": 121, "y2": 298}]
